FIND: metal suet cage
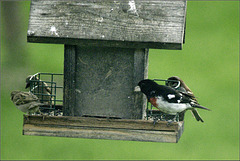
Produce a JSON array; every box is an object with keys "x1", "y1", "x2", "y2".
[{"x1": 27, "y1": 73, "x2": 63, "y2": 116}]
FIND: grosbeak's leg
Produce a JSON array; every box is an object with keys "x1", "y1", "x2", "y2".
[
  {"x1": 167, "y1": 120, "x2": 173, "y2": 126},
  {"x1": 153, "y1": 117, "x2": 158, "y2": 126},
  {"x1": 161, "y1": 112, "x2": 167, "y2": 121},
  {"x1": 167, "y1": 113, "x2": 179, "y2": 126},
  {"x1": 175, "y1": 113, "x2": 179, "y2": 122}
]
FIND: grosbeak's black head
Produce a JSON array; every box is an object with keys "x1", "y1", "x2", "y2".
[
  {"x1": 138, "y1": 79, "x2": 159, "y2": 95},
  {"x1": 165, "y1": 76, "x2": 181, "y2": 88}
]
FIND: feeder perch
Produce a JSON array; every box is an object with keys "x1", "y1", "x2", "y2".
[{"x1": 24, "y1": 0, "x2": 187, "y2": 143}]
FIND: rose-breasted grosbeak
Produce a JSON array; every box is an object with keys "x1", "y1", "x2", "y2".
[
  {"x1": 11, "y1": 91, "x2": 43, "y2": 115},
  {"x1": 26, "y1": 75, "x2": 52, "y2": 105},
  {"x1": 166, "y1": 76, "x2": 204, "y2": 122},
  {"x1": 138, "y1": 79, "x2": 210, "y2": 124}
]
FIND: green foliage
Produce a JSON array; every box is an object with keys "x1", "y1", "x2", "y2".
[{"x1": 1, "y1": 1, "x2": 239, "y2": 160}]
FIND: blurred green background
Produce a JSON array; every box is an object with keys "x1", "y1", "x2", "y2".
[{"x1": 1, "y1": 1, "x2": 239, "y2": 160}]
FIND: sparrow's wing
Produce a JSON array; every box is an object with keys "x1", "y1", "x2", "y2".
[
  {"x1": 27, "y1": 102, "x2": 43, "y2": 110},
  {"x1": 14, "y1": 92, "x2": 39, "y2": 105},
  {"x1": 23, "y1": 92, "x2": 39, "y2": 101}
]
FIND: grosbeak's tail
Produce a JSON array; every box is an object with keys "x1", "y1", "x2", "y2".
[
  {"x1": 190, "y1": 103, "x2": 211, "y2": 111},
  {"x1": 191, "y1": 109, "x2": 204, "y2": 122}
]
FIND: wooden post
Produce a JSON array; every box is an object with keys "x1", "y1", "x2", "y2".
[
  {"x1": 63, "y1": 46, "x2": 147, "y2": 119},
  {"x1": 63, "y1": 45, "x2": 148, "y2": 119},
  {"x1": 63, "y1": 45, "x2": 76, "y2": 116}
]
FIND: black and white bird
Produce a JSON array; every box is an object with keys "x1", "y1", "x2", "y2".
[
  {"x1": 25, "y1": 75, "x2": 52, "y2": 105},
  {"x1": 138, "y1": 79, "x2": 210, "y2": 124},
  {"x1": 166, "y1": 76, "x2": 204, "y2": 122},
  {"x1": 11, "y1": 91, "x2": 43, "y2": 115}
]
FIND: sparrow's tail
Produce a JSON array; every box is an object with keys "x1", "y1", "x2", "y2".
[{"x1": 190, "y1": 103, "x2": 211, "y2": 111}]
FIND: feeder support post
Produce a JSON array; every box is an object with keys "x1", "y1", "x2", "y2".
[
  {"x1": 63, "y1": 45, "x2": 76, "y2": 116},
  {"x1": 63, "y1": 46, "x2": 148, "y2": 119}
]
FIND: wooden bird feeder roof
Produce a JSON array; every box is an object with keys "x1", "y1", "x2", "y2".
[{"x1": 27, "y1": 0, "x2": 187, "y2": 49}]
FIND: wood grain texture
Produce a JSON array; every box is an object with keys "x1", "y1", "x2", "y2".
[
  {"x1": 134, "y1": 48, "x2": 148, "y2": 119},
  {"x1": 73, "y1": 47, "x2": 148, "y2": 119},
  {"x1": 23, "y1": 115, "x2": 184, "y2": 143},
  {"x1": 27, "y1": 0, "x2": 187, "y2": 49},
  {"x1": 63, "y1": 45, "x2": 76, "y2": 116}
]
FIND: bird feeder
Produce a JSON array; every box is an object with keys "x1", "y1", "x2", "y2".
[{"x1": 23, "y1": 0, "x2": 187, "y2": 143}]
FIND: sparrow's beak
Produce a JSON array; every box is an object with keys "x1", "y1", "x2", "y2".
[
  {"x1": 134, "y1": 86, "x2": 141, "y2": 92},
  {"x1": 25, "y1": 83, "x2": 30, "y2": 89}
]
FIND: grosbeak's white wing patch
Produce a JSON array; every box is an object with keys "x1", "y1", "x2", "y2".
[{"x1": 167, "y1": 94, "x2": 175, "y2": 99}]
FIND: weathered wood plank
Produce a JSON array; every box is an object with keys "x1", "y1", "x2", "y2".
[
  {"x1": 63, "y1": 45, "x2": 76, "y2": 116},
  {"x1": 73, "y1": 47, "x2": 147, "y2": 119},
  {"x1": 27, "y1": 0, "x2": 187, "y2": 49},
  {"x1": 23, "y1": 124, "x2": 179, "y2": 143},
  {"x1": 23, "y1": 115, "x2": 182, "y2": 131},
  {"x1": 23, "y1": 115, "x2": 184, "y2": 143},
  {"x1": 134, "y1": 49, "x2": 148, "y2": 119}
]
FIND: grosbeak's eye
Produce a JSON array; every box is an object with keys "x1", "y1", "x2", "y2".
[{"x1": 139, "y1": 82, "x2": 145, "y2": 87}]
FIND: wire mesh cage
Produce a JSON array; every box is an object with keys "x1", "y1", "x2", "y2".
[
  {"x1": 145, "y1": 79, "x2": 185, "y2": 122},
  {"x1": 26, "y1": 73, "x2": 63, "y2": 116}
]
